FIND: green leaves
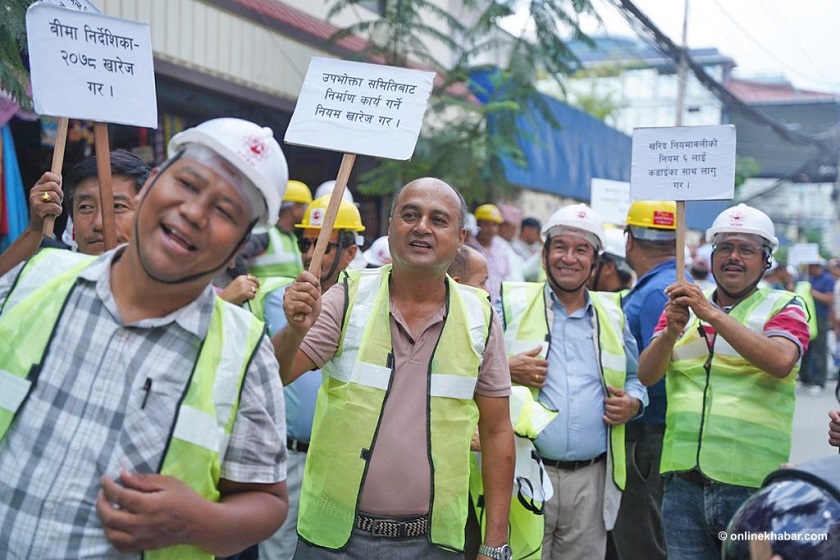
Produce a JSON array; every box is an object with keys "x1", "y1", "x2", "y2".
[
  {"x1": 0, "y1": 0, "x2": 37, "y2": 110},
  {"x1": 326, "y1": 0, "x2": 594, "y2": 203}
]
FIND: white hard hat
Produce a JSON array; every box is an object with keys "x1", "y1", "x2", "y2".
[
  {"x1": 363, "y1": 236, "x2": 391, "y2": 267},
  {"x1": 542, "y1": 203, "x2": 606, "y2": 251},
  {"x1": 706, "y1": 203, "x2": 778, "y2": 253},
  {"x1": 314, "y1": 180, "x2": 354, "y2": 203},
  {"x1": 602, "y1": 228, "x2": 626, "y2": 259},
  {"x1": 168, "y1": 118, "x2": 288, "y2": 228},
  {"x1": 464, "y1": 213, "x2": 478, "y2": 237}
]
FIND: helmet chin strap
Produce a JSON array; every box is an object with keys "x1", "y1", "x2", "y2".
[
  {"x1": 320, "y1": 241, "x2": 345, "y2": 286},
  {"x1": 133, "y1": 152, "x2": 257, "y2": 285},
  {"x1": 543, "y1": 246, "x2": 598, "y2": 294},
  {"x1": 710, "y1": 249, "x2": 768, "y2": 302}
]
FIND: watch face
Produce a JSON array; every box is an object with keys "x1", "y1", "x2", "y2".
[{"x1": 501, "y1": 544, "x2": 513, "y2": 560}]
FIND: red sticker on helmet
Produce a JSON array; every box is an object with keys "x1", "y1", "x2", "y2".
[
  {"x1": 653, "y1": 211, "x2": 675, "y2": 227},
  {"x1": 310, "y1": 208, "x2": 324, "y2": 227}
]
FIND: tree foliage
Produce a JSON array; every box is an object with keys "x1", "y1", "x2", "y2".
[
  {"x1": 0, "y1": 0, "x2": 38, "y2": 110},
  {"x1": 328, "y1": 0, "x2": 596, "y2": 203}
]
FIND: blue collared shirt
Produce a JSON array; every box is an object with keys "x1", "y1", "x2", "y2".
[
  {"x1": 622, "y1": 258, "x2": 691, "y2": 425},
  {"x1": 532, "y1": 288, "x2": 645, "y2": 461},
  {"x1": 265, "y1": 285, "x2": 321, "y2": 442}
]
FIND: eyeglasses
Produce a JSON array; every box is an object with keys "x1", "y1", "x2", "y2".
[
  {"x1": 714, "y1": 243, "x2": 763, "y2": 259},
  {"x1": 298, "y1": 238, "x2": 339, "y2": 254}
]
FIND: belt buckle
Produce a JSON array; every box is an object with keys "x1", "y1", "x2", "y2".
[{"x1": 370, "y1": 519, "x2": 396, "y2": 537}]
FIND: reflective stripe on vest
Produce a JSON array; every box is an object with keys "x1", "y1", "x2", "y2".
[
  {"x1": 298, "y1": 265, "x2": 492, "y2": 550},
  {"x1": 0, "y1": 250, "x2": 264, "y2": 560},
  {"x1": 249, "y1": 227, "x2": 302, "y2": 278},
  {"x1": 663, "y1": 288, "x2": 798, "y2": 488},
  {"x1": 500, "y1": 282, "x2": 628, "y2": 490}
]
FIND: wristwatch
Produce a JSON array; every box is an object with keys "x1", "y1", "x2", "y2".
[{"x1": 478, "y1": 543, "x2": 513, "y2": 560}]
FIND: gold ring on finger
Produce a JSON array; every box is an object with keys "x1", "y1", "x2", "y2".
[{"x1": 41, "y1": 192, "x2": 52, "y2": 203}]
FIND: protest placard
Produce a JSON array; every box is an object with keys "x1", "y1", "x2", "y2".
[
  {"x1": 285, "y1": 57, "x2": 434, "y2": 160},
  {"x1": 630, "y1": 124, "x2": 736, "y2": 201},
  {"x1": 285, "y1": 57, "x2": 435, "y2": 284},
  {"x1": 27, "y1": 3, "x2": 155, "y2": 246},
  {"x1": 27, "y1": 3, "x2": 156, "y2": 128},
  {"x1": 41, "y1": 0, "x2": 101, "y2": 14},
  {"x1": 590, "y1": 178, "x2": 631, "y2": 226},
  {"x1": 787, "y1": 243, "x2": 823, "y2": 268},
  {"x1": 630, "y1": 124, "x2": 736, "y2": 276}
]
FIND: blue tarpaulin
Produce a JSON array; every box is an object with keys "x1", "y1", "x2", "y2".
[{"x1": 470, "y1": 70, "x2": 728, "y2": 231}]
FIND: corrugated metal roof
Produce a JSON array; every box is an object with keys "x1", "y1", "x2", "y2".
[
  {"x1": 230, "y1": 0, "x2": 369, "y2": 52},
  {"x1": 726, "y1": 77, "x2": 838, "y2": 104}
]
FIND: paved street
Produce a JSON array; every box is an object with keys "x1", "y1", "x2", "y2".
[{"x1": 790, "y1": 383, "x2": 839, "y2": 465}]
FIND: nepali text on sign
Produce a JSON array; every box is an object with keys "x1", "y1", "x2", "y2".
[
  {"x1": 630, "y1": 125, "x2": 736, "y2": 201},
  {"x1": 27, "y1": 3, "x2": 157, "y2": 128},
  {"x1": 285, "y1": 57, "x2": 435, "y2": 160}
]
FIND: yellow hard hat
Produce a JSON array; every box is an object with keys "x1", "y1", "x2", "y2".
[
  {"x1": 284, "y1": 180, "x2": 313, "y2": 204},
  {"x1": 474, "y1": 204, "x2": 503, "y2": 224},
  {"x1": 296, "y1": 195, "x2": 365, "y2": 232},
  {"x1": 625, "y1": 200, "x2": 677, "y2": 230}
]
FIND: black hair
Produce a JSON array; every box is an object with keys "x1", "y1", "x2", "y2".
[
  {"x1": 64, "y1": 149, "x2": 151, "y2": 215},
  {"x1": 521, "y1": 217, "x2": 541, "y2": 230}
]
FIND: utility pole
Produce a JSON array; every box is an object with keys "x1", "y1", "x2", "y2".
[{"x1": 675, "y1": 0, "x2": 689, "y2": 128}]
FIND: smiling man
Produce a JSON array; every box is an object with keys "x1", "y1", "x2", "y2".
[
  {"x1": 0, "y1": 150, "x2": 150, "y2": 276},
  {"x1": 498, "y1": 203, "x2": 646, "y2": 560},
  {"x1": 0, "y1": 118, "x2": 290, "y2": 559},
  {"x1": 638, "y1": 203, "x2": 810, "y2": 560},
  {"x1": 275, "y1": 178, "x2": 515, "y2": 560}
]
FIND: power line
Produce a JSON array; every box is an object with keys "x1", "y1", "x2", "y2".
[
  {"x1": 605, "y1": 0, "x2": 840, "y2": 156},
  {"x1": 709, "y1": 0, "x2": 832, "y2": 88},
  {"x1": 757, "y1": 0, "x2": 829, "y2": 84}
]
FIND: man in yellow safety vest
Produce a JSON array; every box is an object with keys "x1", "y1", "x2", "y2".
[
  {"x1": 274, "y1": 178, "x2": 515, "y2": 560},
  {"x1": 0, "y1": 118, "x2": 291, "y2": 559},
  {"x1": 639, "y1": 203, "x2": 810, "y2": 560}
]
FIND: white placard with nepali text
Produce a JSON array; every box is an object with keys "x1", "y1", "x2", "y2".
[
  {"x1": 26, "y1": 3, "x2": 157, "y2": 128},
  {"x1": 787, "y1": 243, "x2": 823, "y2": 268},
  {"x1": 590, "y1": 178, "x2": 631, "y2": 226},
  {"x1": 630, "y1": 124, "x2": 736, "y2": 201},
  {"x1": 41, "y1": 0, "x2": 101, "y2": 13},
  {"x1": 285, "y1": 57, "x2": 435, "y2": 160}
]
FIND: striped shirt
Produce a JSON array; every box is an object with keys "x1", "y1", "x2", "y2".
[{"x1": 0, "y1": 250, "x2": 286, "y2": 559}]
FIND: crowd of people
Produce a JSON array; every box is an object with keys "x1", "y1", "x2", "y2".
[{"x1": 0, "y1": 116, "x2": 838, "y2": 560}]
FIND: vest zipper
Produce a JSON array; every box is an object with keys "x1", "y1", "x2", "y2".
[{"x1": 695, "y1": 322, "x2": 715, "y2": 474}]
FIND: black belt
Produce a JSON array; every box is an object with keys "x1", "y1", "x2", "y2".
[
  {"x1": 542, "y1": 452, "x2": 606, "y2": 471},
  {"x1": 676, "y1": 469, "x2": 714, "y2": 486},
  {"x1": 355, "y1": 514, "x2": 429, "y2": 538},
  {"x1": 286, "y1": 437, "x2": 309, "y2": 453}
]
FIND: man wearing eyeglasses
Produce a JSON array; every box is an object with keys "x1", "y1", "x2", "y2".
[
  {"x1": 258, "y1": 194, "x2": 366, "y2": 560},
  {"x1": 638, "y1": 204, "x2": 810, "y2": 560}
]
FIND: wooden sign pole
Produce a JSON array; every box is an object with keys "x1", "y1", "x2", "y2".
[
  {"x1": 93, "y1": 122, "x2": 117, "y2": 250},
  {"x1": 307, "y1": 153, "x2": 357, "y2": 275},
  {"x1": 294, "y1": 152, "x2": 356, "y2": 322},
  {"x1": 43, "y1": 117, "x2": 68, "y2": 238},
  {"x1": 676, "y1": 200, "x2": 686, "y2": 279}
]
